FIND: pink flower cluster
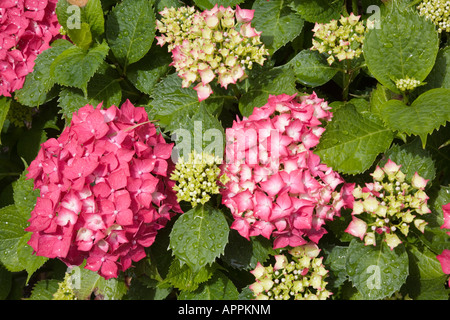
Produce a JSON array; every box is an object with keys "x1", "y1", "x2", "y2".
[
  {"x1": 26, "y1": 100, "x2": 182, "y2": 279},
  {"x1": 220, "y1": 93, "x2": 345, "y2": 249},
  {"x1": 0, "y1": 0, "x2": 61, "y2": 96},
  {"x1": 437, "y1": 203, "x2": 450, "y2": 286}
]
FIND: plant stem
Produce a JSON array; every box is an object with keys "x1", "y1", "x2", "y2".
[
  {"x1": 342, "y1": 60, "x2": 352, "y2": 101},
  {"x1": 352, "y1": 0, "x2": 359, "y2": 14}
]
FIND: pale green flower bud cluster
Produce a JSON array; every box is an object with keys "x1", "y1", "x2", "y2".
[
  {"x1": 351, "y1": 160, "x2": 430, "y2": 250},
  {"x1": 249, "y1": 243, "x2": 332, "y2": 300},
  {"x1": 395, "y1": 76, "x2": 422, "y2": 92},
  {"x1": 170, "y1": 151, "x2": 222, "y2": 207},
  {"x1": 418, "y1": 0, "x2": 450, "y2": 33},
  {"x1": 52, "y1": 272, "x2": 76, "y2": 300},
  {"x1": 311, "y1": 13, "x2": 366, "y2": 65},
  {"x1": 156, "y1": 5, "x2": 268, "y2": 101}
]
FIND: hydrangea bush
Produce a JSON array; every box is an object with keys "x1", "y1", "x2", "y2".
[{"x1": 0, "y1": 0, "x2": 449, "y2": 302}]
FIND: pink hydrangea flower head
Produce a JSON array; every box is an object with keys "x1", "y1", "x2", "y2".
[
  {"x1": 0, "y1": 0, "x2": 62, "y2": 96},
  {"x1": 220, "y1": 93, "x2": 345, "y2": 249},
  {"x1": 26, "y1": 100, "x2": 182, "y2": 279}
]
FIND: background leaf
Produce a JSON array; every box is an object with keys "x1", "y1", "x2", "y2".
[
  {"x1": 169, "y1": 205, "x2": 229, "y2": 273},
  {"x1": 290, "y1": 0, "x2": 344, "y2": 23},
  {"x1": 363, "y1": 5, "x2": 439, "y2": 93},
  {"x1": 315, "y1": 104, "x2": 394, "y2": 175},
  {"x1": 287, "y1": 49, "x2": 339, "y2": 87},
  {"x1": 106, "y1": 0, "x2": 156, "y2": 68},
  {"x1": 251, "y1": 0, "x2": 304, "y2": 54},
  {"x1": 50, "y1": 41, "x2": 110, "y2": 95},
  {"x1": 346, "y1": 239, "x2": 409, "y2": 300},
  {"x1": 379, "y1": 88, "x2": 450, "y2": 145}
]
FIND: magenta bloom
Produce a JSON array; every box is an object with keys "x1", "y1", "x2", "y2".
[
  {"x1": 220, "y1": 93, "x2": 344, "y2": 249},
  {"x1": 26, "y1": 100, "x2": 182, "y2": 279},
  {"x1": 0, "y1": 0, "x2": 61, "y2": 96}
]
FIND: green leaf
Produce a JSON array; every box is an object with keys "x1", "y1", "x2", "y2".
[
  {"x1": 193, "y1": 0, "x2": 244, "y2": 10},
  {"x1": 12, "y1": 170, "x2": 40, "y2": 219},
  {"x1": 0, "y1": 205, "x2": 28, "y2": 272},
  {"x1": 17, "y1": 233, "x2": 48, "y2": 284},
  {"x1": 106, "y1": 0, "x2": 156, "y2": 68},
  {"x1": 346, "y1": 239, "x2": 409, "y2": 300},
  {"x1": 56, "y1": 0, "x2": 105, "y2": 47},
  {"x1": 287, "y1": 49, "x2": 339, "y2": 87},
  {"x1": 238, "y1": 65, "x2": 297, "y2": 117},
  {"x1": 251, "y1": 0, "x2": 304, "y2": 54},
  {"x1": 324, "y1": 245, "x2": 349, "y2": 287},
  {"x1": 0, "y1": 97, "x2": 11, "y2": 145},
  {"x1": 50, "y1": 41, "x2": 110, "y2": 95},
  {"x1": 178, "y1": 271, "x2": 239, "y2": 300},
  {"x1": 149, "y1": 73, "x2": 224, "y2": 133},
  {"x1": 28, "y1": 279, "x2": 60, "y2": 300},
  {"x1": 406, "y1": 245, "x2": 449, "y2": 300},
  {"x1": 222, "y1": 229, "x2": 275, "y2": 271},
  {"x1": 69, "y1": 265, "x2": 128, "y2": 300},
  {"x1": 290, "y1": 0, "x2": 344, "y2": 23},
  {"x1": 379, "y1": 88, "x2": 450, "y2": 146},
  {"x1": 15, "y1": 40, "x2": 73, "y2": 107},
  {"x1": 369, "y1": 83, "x2": 400, "y2": 117},
  {"x1": 363, "y1": 5, "x2": 439, "y2": 93},
  {"x1": 58, "y1": 66, "x2": 122, "y2": 122},
  {"x1": 169, "y1": 205, "x2": 229, "y2": 273},
  {"x1": 67, "y1": 22, "x2": 93, "y2": 50},
  {"x1": 126, "y1": 45, "x2": 171, "y2": 96},
  {"x1": 83, "y1": 0, "x2": 106, "y2": 38},
  {"x1": 315, "y1": 104, "x2": 395, "y2": 175},
  {"x1": 162, "y1": 259, "x2": 216, "y2": 292}
]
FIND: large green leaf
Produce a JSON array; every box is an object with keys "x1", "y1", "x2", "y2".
[
  {"x1": 0, "y1": 205, "x2": 28, "y2": 272},
  {"x1": 68, "y1": 265, "x2": 128, "y2": 300},
  {"x1": 363, "y1": 5, "x2": 439, "y2": 93},
  {"x1": 287, "y1": 49, "x2": 339, "y2": 87},
  {"x1": 149, "y1": 73, "x2": 225, "y2": 133},
  {"x1": 251, "y1": 0, "x2": 304, "y2": 53},
  {"x1": 58, "y1": 66, "x2": 122, "y2": 122},
  {"x1": 126, "y1": 45, "x2": 172, "y2": 96},
  {"x1": 50, "y1": 41, "x2": 110, "y2": 96},
  {"x1": 56, "y1": 0, "x2": 105, "y2": 48},
  {"x1": 106, "y1": 0, "x2": 156, "y2": 68},
  {"x1": 178, "y1": 271, "x2": 239, "y2": 300},
  {"x1": 290, "y1": 0, "x2": 344, "y2": 23},
  {"x1": 169, "y1": 205, "x2": 229, "y2": 273},
  {"x1": 405, "y1": 245, "x2": 449, "y2": 300},
  {"x1": 379, "y1": 88, "x2": 450, "y2": 146},
  {"x1": 315, "y1": 104, "x2": 394, "y2": 175},
  {"x1": 193, "y1": 0, "x2": 244, "y2": 10},
  {"x1": 346, "y1": 239, "x2": 409, "y2": 300}
]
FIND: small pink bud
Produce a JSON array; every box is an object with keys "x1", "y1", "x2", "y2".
[
  {"x1": 240, "y1": 22, "x2": 261, "y2": 38},
  {"x1": 199, "y1": 68, "x2": 215, "y2": 85},
  {"x1": 411, "y1": 172, "x2": 428, "y2": 190},
  {"x1": 194, "y1": 83, "x2": 213, "y2": 101},
  {"x1": 345, "y1": 217, "x2": 367, "y2": 240},
  {"x1": 235, "y1": 5, "x2": 254, "y2": 23},
  {"x1": 205, "y1": 14, "x2": 219, "y2": 28},
  {"x1": 274, "y1": 255, "x2": 288, "y2": 270}
]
